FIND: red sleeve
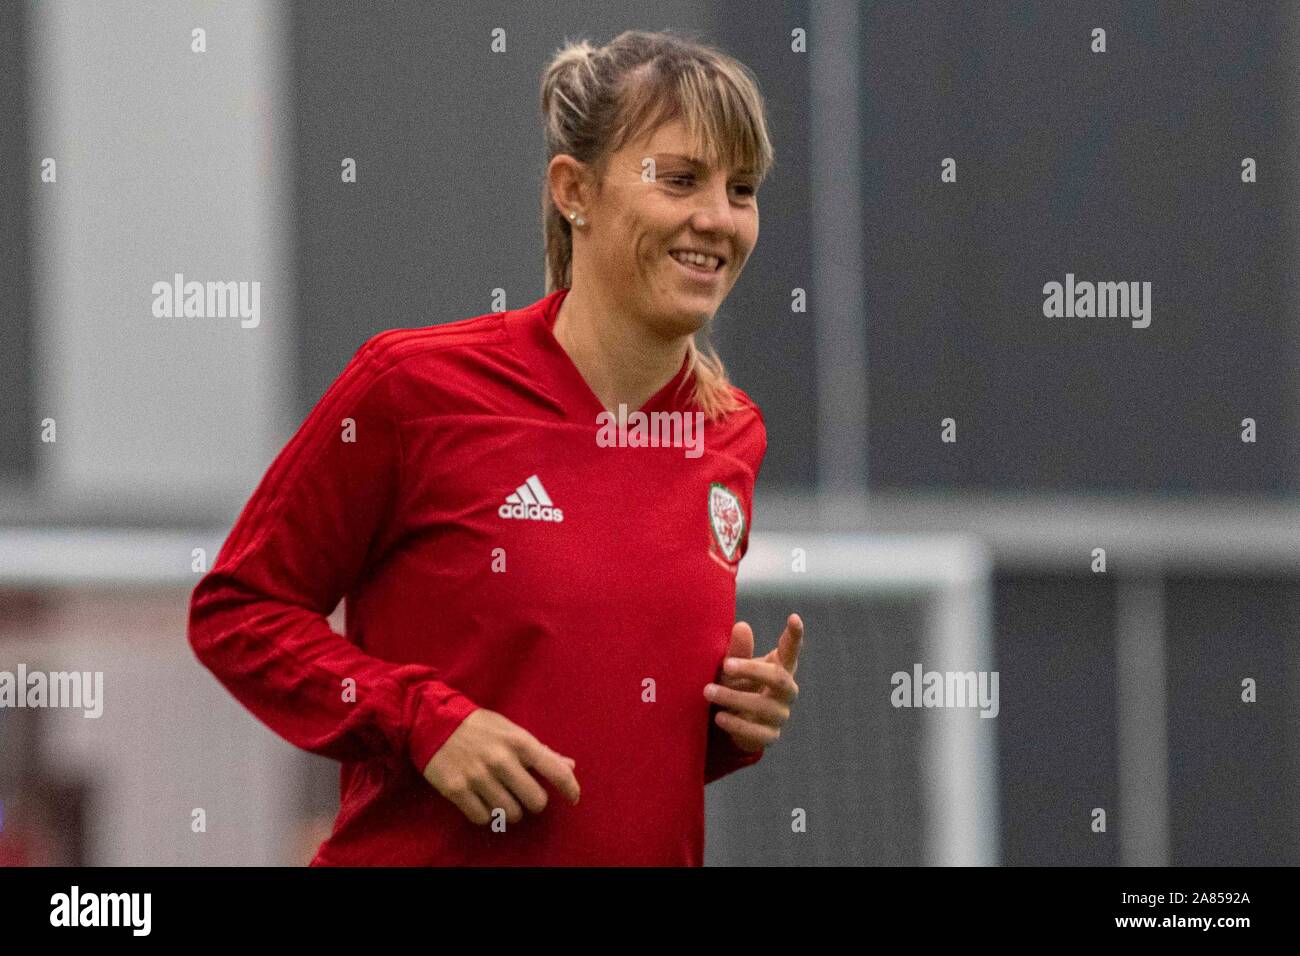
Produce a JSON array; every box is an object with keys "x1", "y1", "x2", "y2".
[
  {"x1": 187, "y1": 335, "x2": 478, "y2": 776},
  {"x1": 704, "y1": 399, "x2": 768, "y2": 785},
  {"x1": 704, "y1": 708, "x2": 765, "y2": 784}
]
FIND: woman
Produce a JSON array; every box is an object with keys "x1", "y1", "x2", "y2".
[{"x1": 188, "y1": 28, "x2": 803, "y2": 866}]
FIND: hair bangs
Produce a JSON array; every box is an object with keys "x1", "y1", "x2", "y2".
[{"x1": 608, "y1": 57, "x2": 772, "y2": 185}]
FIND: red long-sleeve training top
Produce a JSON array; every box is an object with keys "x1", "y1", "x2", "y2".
[{"x1": 187, "y1": 287, "x2": 767, "y2": 865}]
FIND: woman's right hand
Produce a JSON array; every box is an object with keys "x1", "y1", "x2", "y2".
[{"x1": 421, "y1": 708, "x2": 581, "y2": 826}]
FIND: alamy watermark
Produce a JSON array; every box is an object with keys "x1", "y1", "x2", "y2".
[
  {"x1": 1042, "y1": 272, "x2": 1151, "y2": 328},
  {"x1": 891, "y1": 663, "x2": 999, "y2": 718},
  {"x1": 0, "y1": 665, "x2": 103, "y2": 718},
  {"x1": 50, "y1": 886, "x2": 150, "y2": 936},
  {"x1": 151, "y1": 272, "x2": 260, "y2": 328},
  {"x1": 596, "y1": 404, "x2": 705, "y2": 458}
]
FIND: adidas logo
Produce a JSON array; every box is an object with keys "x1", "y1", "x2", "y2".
[{"x1": 498, "y1": 474, "x2": 565, "y2": 522}]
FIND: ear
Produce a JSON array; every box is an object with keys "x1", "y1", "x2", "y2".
[{"x1": 548, "y1": 154, "x2": 593, "y2": 221}]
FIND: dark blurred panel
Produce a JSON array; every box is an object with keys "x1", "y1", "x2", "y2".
[
  {"x1": 861, "y1": 1, "x2": 1300, "y2": 494},
  {"x1": 0, "y1": 0, "x2": 34, "y2": 489},
  {"x1": 1165, "y1": 576, "x2": 1300, "y2": 865},
  {"x1": 995, "y1": 572, "x2": 1120, "y2": 864}
]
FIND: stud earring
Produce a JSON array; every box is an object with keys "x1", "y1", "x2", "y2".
[{"x1": 569, "y1": 211, "x2": 586, "y2": 227}]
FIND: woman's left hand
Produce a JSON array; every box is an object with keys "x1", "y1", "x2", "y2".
[{"x1": 704, "y1": 613, "x2": 803, "y2": 753}]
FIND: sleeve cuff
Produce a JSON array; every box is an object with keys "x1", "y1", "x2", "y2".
[
  {"x1": 407, "y1": 684, "x2": 480, "y2": 776},
  {"x1": 704, "y1": 708, "x2": 766, "y2": 784}
]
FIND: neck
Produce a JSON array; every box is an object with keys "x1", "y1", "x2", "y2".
[{"x1": 553, "y1": 282, "x2": 691, "y2": 414}]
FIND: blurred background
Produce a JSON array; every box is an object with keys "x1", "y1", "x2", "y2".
[{"x1": 2, "y1": 0, "x2": 1298, "y2": 865}]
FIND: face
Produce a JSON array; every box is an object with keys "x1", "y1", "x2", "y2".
[{"x1": 573, "y1": 117, "x2": 760, "y2": 338}]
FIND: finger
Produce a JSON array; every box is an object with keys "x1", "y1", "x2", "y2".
[
  {"x1": 722, "y1": 656, "x2": 799, "y2": 701},
  {"x1": 777, "y1": 613, "x2": 804, "y2": 675},
  {"x1": 519, "y1": 739, "x2": 581, "y2": 804},
  {"x1": 725, "y1": 620, "x2": 755, "y2": 660},
  {"x1": 471, "y1": 773, "x2": 525, "y2": 825},
  {"x1": 716, "y1": 668, "x2": 762, "y2": 693},
  {"x1": 714, "y1": 709, "x2": 780, "y2": 749},
  {"x1": 447, "y1": 786, "x2": 493, "y2": 826},
  {"x1": 706, "y1": 683, "x2": 790, "y2": 726},
  {"x1": 492, "y1": 754, "x2": 552, "y2": 815}
]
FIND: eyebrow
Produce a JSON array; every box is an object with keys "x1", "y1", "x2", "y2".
[{"x1": 656, "y1": 152, "x2": 704, "y2": 164}]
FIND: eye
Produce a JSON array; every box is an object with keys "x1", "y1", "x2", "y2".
[
  {"x1": 663, "y1": 174, "x2": 695, "y2": 188},
  {"x1": 731, "y1": 183, "x2": 757, "y2": 200}
]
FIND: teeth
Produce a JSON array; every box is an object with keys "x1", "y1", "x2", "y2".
[{"x1": 670, "y1": 250, "x2": 720, "y2": 271}]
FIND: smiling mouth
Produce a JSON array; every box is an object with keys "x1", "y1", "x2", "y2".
[{"x1": 668, "y1": 249, "x2": 725, "y2": 272}]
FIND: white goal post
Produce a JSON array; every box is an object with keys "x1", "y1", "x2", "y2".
[{"x1": 738, "y1": 531, "x2": 999, "y2": 866}]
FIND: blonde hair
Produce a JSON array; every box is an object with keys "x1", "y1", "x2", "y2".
[{"x1": 540, "y1": 29, "x2": 775, "y2": 421}]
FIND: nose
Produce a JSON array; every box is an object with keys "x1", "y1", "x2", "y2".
[{"x1": 689, "y1": 177, "x2": 738, "y2": 238}]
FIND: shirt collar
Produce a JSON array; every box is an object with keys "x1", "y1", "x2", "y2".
[{"x1": 510, "y1": 287, "x2": 696, "y2": 422}]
